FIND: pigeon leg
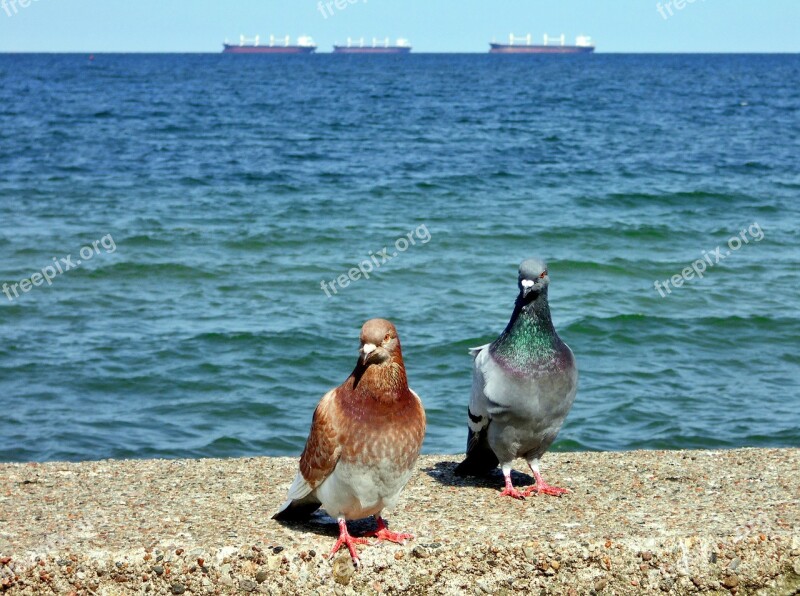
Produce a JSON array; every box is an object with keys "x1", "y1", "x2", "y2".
[
  {"x1": 499, "y1": 464, "x2": 526, "y2": 499},
  {"x1": 523, "y1": 460, "x2": 569, "y2": 497},
  {"x1": 365, "y1": 515, "x2": 414, "y2": 544},
  {"x1": 329, "y1": 518, "x2": 370, "y2": 565}
]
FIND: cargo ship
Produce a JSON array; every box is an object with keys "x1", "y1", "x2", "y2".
[
  {"x1": 489, "y1": 34, "x2": 595, "y2": 54},
  {"x1": 222, "y1": 35, "x2": 317, "y2": 54},
  {"x1": 333, "y1": 37, "x2": 412, "y2": 54}
]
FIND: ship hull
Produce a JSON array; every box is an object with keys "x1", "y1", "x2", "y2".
[
  {"x1": 222, "y1": 45, "x2": 316, "y2": 54},
  {"x1": 332, "y1": 46, "x2": 412, "y2": 54},
  {"x1": 489, "y1": 43, "x2": 594, "y2": 54}
]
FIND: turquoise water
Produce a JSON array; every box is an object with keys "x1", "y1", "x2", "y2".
[{"x1": 0, "y1": 54, "x2": 798, "y2": 462}]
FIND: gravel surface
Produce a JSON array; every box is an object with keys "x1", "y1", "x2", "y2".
[{"x1": 1, "y1": 449, "x2": 798, "y2": 595}]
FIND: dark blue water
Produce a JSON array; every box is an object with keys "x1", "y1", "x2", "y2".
[{"x1": 1, "y1": 54, "x2": 798, "y2": 462}]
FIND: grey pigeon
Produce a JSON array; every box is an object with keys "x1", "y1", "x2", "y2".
[{"x1": 454, "y1": 258, "x2": 578, "y2": 499}]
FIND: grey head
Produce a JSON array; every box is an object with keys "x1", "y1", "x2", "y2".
[{"x1": 517, "y1": 258, "x2": 550, "y2": 302}]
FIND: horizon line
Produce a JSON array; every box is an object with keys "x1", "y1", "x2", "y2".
[{"x1": 1, "y1": 50, "x2": 799, "y2": 55}]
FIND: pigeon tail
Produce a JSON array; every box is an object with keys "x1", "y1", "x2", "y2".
[
  {"x1": 271, "y1": 495, "x2": 322, "y2": 521},
  {"x1": 454, "y1": 427, "x2": 499, "y2": 477}
]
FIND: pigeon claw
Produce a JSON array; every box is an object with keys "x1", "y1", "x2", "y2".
[
  {"x1": 499, "y1": 486, "x2": 527, "y2": 500},
  {"x1": 365, "y1": 516, "x2": 414, "y2": 544},
  {"x1": 522, "y1": 483, "x2": 569, "y2": 497},
  {"x1": 368, "y1": 528, "x2": 414, "y2": 544},
  {"x1": 329, "y1": 535, "x2": 370, "y2": 565},
  {"x1": 330, "y1": 519, "x2": 370, "y2": 565}
]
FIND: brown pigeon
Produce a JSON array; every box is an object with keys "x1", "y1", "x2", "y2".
[{"x1": 273, "y1": 319, "x2": 426, "y2": 565}]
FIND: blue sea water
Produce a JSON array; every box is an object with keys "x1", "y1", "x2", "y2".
[{"x1": 0, "y1": 53, "x2": 798, "y2": 463}]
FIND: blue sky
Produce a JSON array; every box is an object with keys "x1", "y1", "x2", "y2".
[{"x1": 1, "y1": 0, "x2": 798, "y2": 53}]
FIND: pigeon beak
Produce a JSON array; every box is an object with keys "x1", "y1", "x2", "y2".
[
  {"x1": 521, "y1": 279, "x2": 535, "y2": 298},
  {"x1": 360, "y1": 343, "x2": 377, "y2": 365}
]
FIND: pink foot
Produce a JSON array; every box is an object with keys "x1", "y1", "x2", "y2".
[
  {"x1": 365, "y1": 517, "x2": 414, "y2": 544},
  {"x1": 499, "y1": 473, "x2": 526, "y2": 500},
  {"x1": 522, "y1": 469, "x2": 569, "y2": 497},
  {"x1": 329, "y1": 519, "x2": 370, "y2": 565},
  {"x1": 522, "y1": 483, "x2": 569, "y2": 496},
  {"x1": 499, "y1": 486, "x2": 527, "y2": 499}
]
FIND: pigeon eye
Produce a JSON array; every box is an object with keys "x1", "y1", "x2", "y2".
[
  {"x1": 540, "y1": 271, "x2": 547, "y2": 278},
  {"x1": 384, "y1": 333, "x2": 391, "y2": 342}
]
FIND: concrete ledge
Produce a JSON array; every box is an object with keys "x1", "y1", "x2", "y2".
[{"x1": 1, "y1": 449, "x2": 798, "y2": 595}]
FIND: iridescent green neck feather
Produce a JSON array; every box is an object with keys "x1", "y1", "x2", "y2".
[{"x1": 491, "y1": 290, "x2": 559, "y2": 371}]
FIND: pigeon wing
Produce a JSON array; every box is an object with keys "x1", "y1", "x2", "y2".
[
  {"x1": 273, "y1": 389, "x2": 342, "y2": 520},
  {"x1": 466, "y1": 345, "x2": 492, "y2": 437},
  {"x1": 454, "y1": 344, "x2": 499, "y2": 476}
]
